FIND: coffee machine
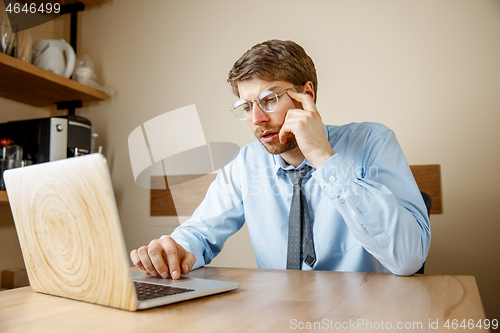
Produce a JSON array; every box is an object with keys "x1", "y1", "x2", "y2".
[{"x1": 0, "y1": 115, "x2": 92, "y2": 164}]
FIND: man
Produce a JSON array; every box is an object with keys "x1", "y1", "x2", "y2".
[{"x1": 130, "y1": 40, "x2": 431, "y2": 279}]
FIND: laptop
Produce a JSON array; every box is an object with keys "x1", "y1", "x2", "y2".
[{"x1": 3, "y1": 153, "x2": 239, "y2": 311}]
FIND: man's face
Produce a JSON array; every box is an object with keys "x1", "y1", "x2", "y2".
[{"x1": 237, "y1": 78, "x2": 300, "y2": 155}]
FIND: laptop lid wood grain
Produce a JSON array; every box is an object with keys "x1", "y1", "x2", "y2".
[{"x1": 4, "y1": 154, "x2": 138, "y2": 311}]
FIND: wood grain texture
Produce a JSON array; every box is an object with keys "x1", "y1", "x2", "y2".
[
  {"x1": 410, "y1": 164, "x2": 442, "y2": 214},
  {"x1": 0, "y1": 52, "x2": 106, "y2": 107},
  {"x1": 0, "y1": 267, "x2": 487, "y2": 332},
  {"x1": 3, "y1": 154, "x2": 137, "y2": 311}
]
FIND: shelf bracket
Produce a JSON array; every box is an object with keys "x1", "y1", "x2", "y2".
[
  {"x1": 60, "y1": 2, "x2": 86, "y2": 53},
  {"x1": 57, "y1": 2, "x2": 87, "y2": 115},
  {"x1": 56, "y1": 100, "x2": 82, "y2": 116}
]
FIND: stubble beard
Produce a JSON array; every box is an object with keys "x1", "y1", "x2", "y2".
[{"x1": 254, "y1": 125, "x2": 298, "y2": 155}]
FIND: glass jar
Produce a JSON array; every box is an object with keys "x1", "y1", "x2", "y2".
[
  {"x1": 5, "y1": 144, "x2": 23, "y2": 169},
  {"x1": 0, "y1": 142, "x2": 23, "y2": 191}
]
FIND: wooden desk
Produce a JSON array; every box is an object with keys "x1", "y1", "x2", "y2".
[{"x1": 0, "y1": 267, "x2": 486, "y2": 332}]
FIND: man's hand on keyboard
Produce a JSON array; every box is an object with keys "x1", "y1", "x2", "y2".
[{"x1": 130, "y1": 237, "x2": 196, "y2": 280}]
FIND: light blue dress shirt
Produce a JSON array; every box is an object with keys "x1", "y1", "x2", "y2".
[{"x1": 168, "y1": 122, "x2": 431, "y2": 275}]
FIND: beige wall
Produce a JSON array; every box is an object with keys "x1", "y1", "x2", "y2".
[{"x1": 1, "y1": 0, "x2": 499, "y2": 319}]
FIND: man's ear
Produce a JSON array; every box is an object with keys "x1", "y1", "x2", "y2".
[{"x1": 302, "y1": 81, "x2": 315, "y2": 101}]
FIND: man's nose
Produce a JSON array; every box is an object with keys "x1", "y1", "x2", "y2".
[{"x1": 251, "y1": 102, "x2": 270, "y2": 125}]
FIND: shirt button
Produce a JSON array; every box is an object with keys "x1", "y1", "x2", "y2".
[
  {"x1": 329, "y1": 176, "x2": 336, "y2": 182},
  {"x1": 320, "y1": 182, "x2": 326, "y2": 188}
]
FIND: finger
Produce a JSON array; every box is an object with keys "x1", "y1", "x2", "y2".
[
  {"x1": 160, "y1": 237, "x2": 182, "y2": 280},
  {"x1": 137, "y1": 246, "x2": 158, "y2": 276},
  {"x1": 287, "y1": 90, "x2": 317, "y2": 113},
  {"x1": 130, "y1": 249, "x2": 146, "y2": 272},
  {"x1": 278, "y1": 110, "x2": 303, "y2": 143},
  {"x1": 179, "y1": 249, "x2": 197, "y2": 274},
  {"x1": 148, "y1": 240, "x2": 171, "y2": 279},
  {"x1": 278, "y1": 122, "x2": 292, "y2": 144}
]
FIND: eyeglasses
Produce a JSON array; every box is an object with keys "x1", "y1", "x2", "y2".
[{"x1": 230, "y1": 85, "x2": 299, "y2": 120}]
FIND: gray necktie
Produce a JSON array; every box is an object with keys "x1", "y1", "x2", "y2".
[{"x1": 286, "y1": 166, "x2": 316, "y2": 270}]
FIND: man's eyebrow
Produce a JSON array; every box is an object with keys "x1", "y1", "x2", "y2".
[
  {"x1": 239, "y1": 84, "x2": 284, "y2": 101},
  {"x1": 263, "y1": 84, "x2": 280, "y2": 92}
]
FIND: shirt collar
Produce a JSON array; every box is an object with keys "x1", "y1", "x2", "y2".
[{"x1": 271, "y1": 151, "x2": 316, "y2": 178}]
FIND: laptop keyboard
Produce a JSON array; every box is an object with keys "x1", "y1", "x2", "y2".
[{"x1": 134, "y1": 282, "x2": 195, "y2": 301}]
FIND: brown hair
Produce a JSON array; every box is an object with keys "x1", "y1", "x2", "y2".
[{"x1": 228, "y1": 40, "x2": 318, "y2": 102}]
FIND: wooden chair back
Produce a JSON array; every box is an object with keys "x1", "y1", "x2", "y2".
[{"x1": 151, "y1": 164, "x2": 442, "y2": 216}]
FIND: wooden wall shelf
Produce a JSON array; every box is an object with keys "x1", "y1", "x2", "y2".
[
  {"x1": 0, "y1": 191, "x2": 8, "y2": 203},
  {"x1": 0, "y1": 53, "x2": 106, "y2": 107},
  {"x1": 61, "y1": 0, "x2": 108, "y2": 7}
]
